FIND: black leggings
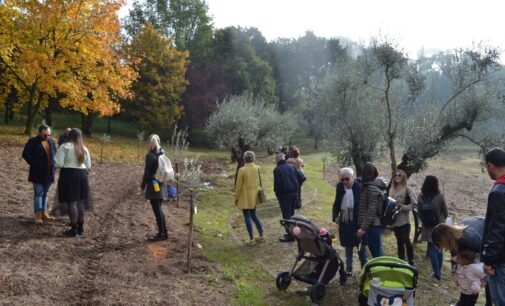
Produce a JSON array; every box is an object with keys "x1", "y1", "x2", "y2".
[
  {"x1": 68, "y1": 201, "x2": 84, "y2": 225},
  {"x1": 393, "y1": 223, "x2": 414, "y2": 264},
  {"x1": 150, "y1": 199, "x2": 167, "y2": 235},
  {"x1": 457, "y1": 293, "x2": 478, "y2": 306}
]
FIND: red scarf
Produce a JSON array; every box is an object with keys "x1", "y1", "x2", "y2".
[{"x1": 495, "y1": 174, "x2": 505, "y2": 185}]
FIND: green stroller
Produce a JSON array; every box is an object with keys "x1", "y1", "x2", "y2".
[{"x1": 358, "y1": 256, "x2": 418, "y2": 306}]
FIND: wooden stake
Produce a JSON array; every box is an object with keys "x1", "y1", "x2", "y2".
[
  {"x1": 176, "y1": 163, "x2": 180, "y2": 208},
  {"x1": 187, "y1": 189, "x2": 195, "y2": 273}
]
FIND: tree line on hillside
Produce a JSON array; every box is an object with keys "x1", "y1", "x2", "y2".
[{"x1": 1, "y1": 0, "x2": 505, "y2": 177}]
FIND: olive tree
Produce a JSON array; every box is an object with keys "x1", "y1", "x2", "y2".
[{"x1": 205, "y1": 92, "x2": 296, "y2": 151}]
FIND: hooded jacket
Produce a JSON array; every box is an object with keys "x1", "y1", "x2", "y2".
[{"x1": 358, "y1": 178, "x2": 387, "y2": 231}]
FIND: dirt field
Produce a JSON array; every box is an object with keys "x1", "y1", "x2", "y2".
[{"x1": 0, "y1": 142, "x2": 232, "y2": 305}]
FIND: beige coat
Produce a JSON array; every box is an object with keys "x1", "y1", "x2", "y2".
[
  {"x1": 235, "y1": 163, "x2": 260, "y2": 209},
  {"x1": 389, "y1": 186, "x2": 417, "y2": 228}
]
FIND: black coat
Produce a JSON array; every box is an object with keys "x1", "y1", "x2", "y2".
[
  {"x1": 458, "y1": 216, "x2": 485, "y2": 253},
  {"x1": 482, "y1": 183, "x2": 505, "y2": 266},
  {"x1": 22, "y1": 136, "x2": 57, "y2": 184},
  {"x1": 332, "y1": 180, "x2": 361, "y2": 247},
  {"x1": 141, "y1": 149, "x2": 167, "y2": 200}
]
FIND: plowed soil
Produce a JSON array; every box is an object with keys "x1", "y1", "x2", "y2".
[{"x1": 0, "y1": 142, "x2": 232, "y2": 305}]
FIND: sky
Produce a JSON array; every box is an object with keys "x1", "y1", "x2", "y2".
[{"x1": 120, "y1": 0, "x2": 505, "y2": 59}]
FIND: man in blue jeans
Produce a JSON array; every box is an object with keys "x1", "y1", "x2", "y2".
[
  {"x1": 22, "y1": 124, "x2": 57, "y2": 224},
  {"x1": 483, "y1": 148, "x2": 505, "y2": 306}
]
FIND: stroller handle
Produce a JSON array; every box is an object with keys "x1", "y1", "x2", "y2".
[{"x1": 363, "y1": 262, "x2": 418, "y2": 289}]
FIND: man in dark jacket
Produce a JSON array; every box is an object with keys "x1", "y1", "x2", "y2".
[
  {"x1": 22, "y1": 124, "x2": 57, "y2": 224},
  {"x1": 483, "y1": 148, "x2": 505, "y2": 305},
  {"x1": 274, "y1": 153, "x2": 305, "y2": 242}
]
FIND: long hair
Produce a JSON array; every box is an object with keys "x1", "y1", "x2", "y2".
[
  {"x1": 421, "y1": 175, "x2": 440, "y2": 199},
  {"x1": 67, "y1": 128, "x2": 86, "y2": 164},
  {"x1": 431, "y1": 223, "x2": 467, "y2": 252},
  {"x1": 390, "y1": 169, "x2": 408, "y2": 195}
]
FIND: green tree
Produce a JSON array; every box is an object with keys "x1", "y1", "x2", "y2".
[
  {"x1": 124, "y1": 23, "x2": 189, "y2": 132},
  {"x1": 205, "y1": 92, "x2": 295, "y2": 150}
]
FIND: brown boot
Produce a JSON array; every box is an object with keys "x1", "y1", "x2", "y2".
[
  {"x1": 34, "y1": 212, "x2": 43, "y2": 224},
  {"x1": 41, "y1": 211, "x2": 55, "y2": 221}
]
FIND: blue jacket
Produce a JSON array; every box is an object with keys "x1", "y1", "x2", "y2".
[
  {"x1": 273, "y1": 160, "x2": 304, "y2": 197},
  {"x1": 22, "y1": 135, "x2": 57, "y2": 184},
  {"x1": 482, "y1": 183, "x2": 505, "y2": 266}
]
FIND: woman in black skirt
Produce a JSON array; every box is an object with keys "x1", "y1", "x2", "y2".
[{"x1": 54, "y1": 128, "x2": 92, "y2": 237}]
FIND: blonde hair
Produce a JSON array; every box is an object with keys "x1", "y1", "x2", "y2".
[
  {"x1": 391, "y1": 169, "x2": 408, "y2": 195},
  {"x1": 147, "y1": 134, "x2": 161, "y2": 152},
  {"x1": 431, "y1": 223, "x2": 467, "y2": 252}
]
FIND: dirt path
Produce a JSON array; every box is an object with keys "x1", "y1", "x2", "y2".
[{"x1": 0, "y1": 143, "x2": 231, "y2": 305}]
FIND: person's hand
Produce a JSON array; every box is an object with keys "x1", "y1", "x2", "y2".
[
  {"x1": 484, "y1": 265, "x2": 495, "y2": 276},
  {"x1": 335, "y1": 218, "x2": 340, "y2": 225},
  {"x1": 356, "y1": 228, "x2": 366, "y2": 239}
]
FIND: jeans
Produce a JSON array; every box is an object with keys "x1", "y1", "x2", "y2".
[
  {"x1": 345, "y1": 244, "x2": 368, "y2": 272},
  {"x1": 367, "y1": 225, "x2": 385, "y2": 258},
  {"x1": 33, "y1": 182, "x2": 52, "y2": 213},
  {"x1": 242, "y1": 209, "x2": 264, "y2": 240},
  {"x1": 488, "y1": 264, "x2": 505, "y2": 306},
  {"x1": 427, "y1": 242, "x2": 443, "y2": 277},
  {"x1": 393, "y1": 223, "x2": 414, "y2": 264},
  {"x1": 150, "y1": 199, "x2": 167, "y2": 235}
]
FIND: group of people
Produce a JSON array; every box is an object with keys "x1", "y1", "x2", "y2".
[
  {"x1": 22, "y1": 127, "x2": 170, "y2": 241},
  {"x1": 234, "y1": 146, "x2": 305, "y2": 245},
  {"x1": 331, "y1": 150, "x2": 505, "y2": 306},
  {"x1": 22, "y1": 125, "x2": 91, "y2": 236}
]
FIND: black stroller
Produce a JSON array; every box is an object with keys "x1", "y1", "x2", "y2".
[{"x1": 275, "y1": 216, "x2": 347, "y2": 303}]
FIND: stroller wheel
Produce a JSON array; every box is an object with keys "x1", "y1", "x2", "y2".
[
  {"x1": 310, "y1": 282, "x2": 325, "y2": 303},
  {"x1": 276, "y1": 272, "x2": 291, "y2": 290}
]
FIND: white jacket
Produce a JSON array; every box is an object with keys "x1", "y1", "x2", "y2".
[
  {"x1": 456, "y1": 262, "x2": 486, "y2": 295},
  {"x1": 55, "y1": 143, "x2": 91, "y2": 170}
]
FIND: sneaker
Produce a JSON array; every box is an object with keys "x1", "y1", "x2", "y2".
[
  {"x1": 279, "y1": 235, "x2": 295, "y2": 243},
  {"x1": 245, "y1": 239, "x2": 256, "y2": 246},
  {"x1": 428, "y1": 272, "x2": 440, "y2": 281},
  {"x1": 255, "y1": 236, "x2": 265, "y2": 242},
  {"x1": 346, "y1": 271, "x2": 352, "y2": 277}
]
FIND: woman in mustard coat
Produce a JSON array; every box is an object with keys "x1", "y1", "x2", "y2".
[{"x1": 235, "y1": 151, "x2": 265, "y2": 246}]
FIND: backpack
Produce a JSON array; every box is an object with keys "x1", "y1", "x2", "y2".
[
  {"x1": 419, "y1": 199, "x2": 440, "y2": 227},
  {"x1": 155, "y1": 154, "x2": 174, "y2": 184},
  {"x1": 379, "y1": 191, "x2": 399, "y2": 226}
]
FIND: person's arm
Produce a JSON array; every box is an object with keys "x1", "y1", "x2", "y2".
[
  {"x1": 332, "y1": 184, "x2": 342, "y2": 222},
  {"x1": 141, "y1": 154, "x2": 151, "y2": 190},
  {"x1": 273, "y1": 168, "x2": 281, "y2": 198},
  {"x1": 54, "y1": 146, "x2": 65, "y2": 168},
  {"x1": 234, "y1": 168, "x2": 244, "y2": 204},
  {"x1": 400, "y1": 187, "x2": 416, "y2": 212},
  {"x1": 362, "y1": 186, "x2": 380, "y2": 231},
  {"x1": 21, "y1": 139, "x2": 33, "y2": 165},
  {"x1": 84, "y1": 148, "x2": 92, "y2": 170},
  {"x1": 482, "y1": 191, "x2": 505, "y2": 266}
]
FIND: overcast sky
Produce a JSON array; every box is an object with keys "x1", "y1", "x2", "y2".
[{"x1": 120, "y1": 0, "x2": 505, "y2": 59}]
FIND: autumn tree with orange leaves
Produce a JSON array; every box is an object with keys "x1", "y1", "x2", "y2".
[{"x1": 0, "y1": 0, "x2": 137, "y2": 135}]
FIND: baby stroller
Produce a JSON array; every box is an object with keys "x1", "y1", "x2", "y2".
[
  {"x1": 358, "y1": 256, "x2": 418, "y2": 306},
  {"x1": 275, "y1": 216, "x2": 347, "y2": 303}
]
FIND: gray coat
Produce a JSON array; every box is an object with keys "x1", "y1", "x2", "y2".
[
  {"x1": 141, "y1": 149, "x2": 168, "y2": 200},
  {"x1": 358, "y1": 179, "x2": 387, "y2": 231},
  {"x1": 418, "y1": 193, "x2": 448, "y2": 242}
]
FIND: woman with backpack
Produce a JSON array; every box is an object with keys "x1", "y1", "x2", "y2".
[
  {"x1": 418, "y1": 175, "x2": 448, "y2": 280},
  {"x1": 141, "y1": 134, "x2": 169, "y2": 242},
  {"x1": 388, "y1": 169, "x2": 417, "y2": 266},
  {"x1": 357, "y1": 163, "x2": 387, "y2": 258}
]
